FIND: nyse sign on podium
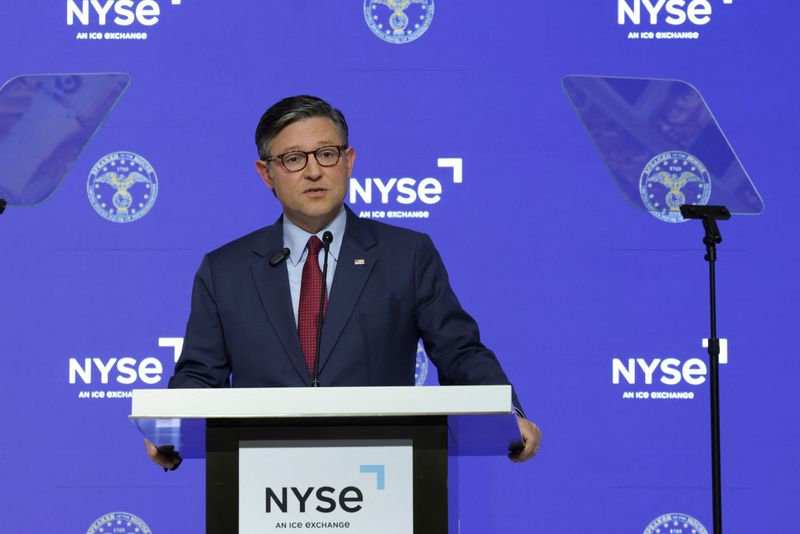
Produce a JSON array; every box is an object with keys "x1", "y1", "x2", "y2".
[{"x1": 239, "y1": 440, "x2": 413, "y2": 534}]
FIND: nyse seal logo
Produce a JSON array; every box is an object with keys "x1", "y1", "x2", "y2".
[
  {"x1": 86, "y1": 511, "x2": 152, "y2": 534},
  {"x1": 364, "y1": 0, "x2": 434, "y2": 44},
  {"x1": 639, "y1": 151, "x2": 711, "y2": 223},
  {"x1": 87, "y1": 151, "x2": 158, "y2": 223},
  {"x1": 56, "y1": 75, "x2": 82, "y2": 94},
  {"x1": 643, "y1": 512, "x2": 708, "y2": 534}
]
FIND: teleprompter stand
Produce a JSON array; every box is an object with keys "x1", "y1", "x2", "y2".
[
  {"x1": 680, "y1": 204, "x2": 731, "y2": 534},
  {"x1": 0, "y1": 73, "x2": 130, "y2": 217},
  {"x1": 563, "y1": 75, "x2": 765, "y2": 534}
]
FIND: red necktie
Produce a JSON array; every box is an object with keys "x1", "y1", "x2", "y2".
[{"x1": 298, "y1": 235, "x2": 328, "y2": 377}]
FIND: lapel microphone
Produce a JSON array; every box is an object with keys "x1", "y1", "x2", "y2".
[
  {"x1": 311, "y1": 231, "x2": 333, "y2": 387},
  {"x1": 269, "y1": 247, "x2": 291, "y2": 266}
]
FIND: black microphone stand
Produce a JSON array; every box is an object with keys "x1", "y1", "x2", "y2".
[
  {"x1": 680, "y1": 204, "x2": 730, "y2": 534},
  {"x1": 311, "y1": 231, "x2": 333, "y2": 387}
]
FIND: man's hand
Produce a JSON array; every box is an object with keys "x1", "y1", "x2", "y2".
[
  {"x1": 508, "y1": 417, "x2": 542, "y2": 463},
  {"x1": 145, "y1": 439, "x2": 183, "y2": 471}
]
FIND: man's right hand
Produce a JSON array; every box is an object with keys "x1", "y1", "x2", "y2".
[{"x1": 145, "y1": 439, "x2": 182, "y2": 471}]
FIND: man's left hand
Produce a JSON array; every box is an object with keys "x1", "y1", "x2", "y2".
[{"x1": 508, "y1": 417, "x2": 541, "y2": 463}]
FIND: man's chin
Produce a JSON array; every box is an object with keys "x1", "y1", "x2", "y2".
[{"x1": 286, "y1": 205, "x2": 342, "y2": 233}]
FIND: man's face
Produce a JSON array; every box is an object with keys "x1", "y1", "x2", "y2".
[{"x1": 255, "y1": 116, "x2": 355, "y2": 233}]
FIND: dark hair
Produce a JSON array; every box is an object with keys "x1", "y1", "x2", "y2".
[{"x1": 254, "y1": 95, "x2": 349, "y2": 160}]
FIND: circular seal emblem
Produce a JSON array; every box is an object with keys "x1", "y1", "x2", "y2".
[
  {"x1": 87, "y1": 151, "x2": 158, "y2": 223},
  {"x1": 86, "y1": 511, "x2": 152, "y2": 534},
  {"x1": 643, "y1": 512, "x2": 708, "y2": 534},
  {"x1": 639, "y1": 150, "x2": 711, "y2": 223},
  {"x1": 364, "y1": 0, "x2": 434, "y2": 44},
  {"x1": 415, "y1": 340, "x2": 429, "y2": 386},
  {"x1": 55, "y1": 75, "x2": 82, "y2": 95}
]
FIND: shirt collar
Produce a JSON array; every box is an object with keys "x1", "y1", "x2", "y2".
[{"x1": 282, "y1": 206, "x2": 346, "y2": 266}]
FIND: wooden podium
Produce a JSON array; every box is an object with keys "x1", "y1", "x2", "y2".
[{"x1": 131, "y1": 386, "x2": 520, "y2": 534}]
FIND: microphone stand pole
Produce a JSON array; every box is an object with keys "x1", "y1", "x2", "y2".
[
  {"x1": 680, "y1": 204, "x2": 730, "y2": 534},
  {"x1": 312, "y1": 232, "x2": 333, "y2": 387}
]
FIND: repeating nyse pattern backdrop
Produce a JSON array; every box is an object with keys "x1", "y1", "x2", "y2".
[{"x1": 1, "y1": 1, "x2": 798, "y2": 532}]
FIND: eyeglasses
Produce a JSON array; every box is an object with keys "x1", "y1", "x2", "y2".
[{"x1": 265, "y1": 145, "x2": 347, "y2": 173}]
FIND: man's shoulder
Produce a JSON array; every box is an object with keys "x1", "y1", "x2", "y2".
[
  {"x1": 205, "y1": 223, "x2": 278, "y2": 263},
  {"x1": 348, "y1": 210, "x2": 430, "y2": 248}
]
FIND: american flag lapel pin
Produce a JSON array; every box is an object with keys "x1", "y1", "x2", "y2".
[{"x1": 354, "y1": 259, "x2": 366, "y2": 266}]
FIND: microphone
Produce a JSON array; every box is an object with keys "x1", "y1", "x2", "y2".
[
  {"x1": 269, "y1": 247, "x2": 291, "y2": 266},
  {"x1": 311, "y1": 231, "x2": 333, "y2": 387}
]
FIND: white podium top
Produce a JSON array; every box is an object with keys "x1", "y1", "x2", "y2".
[
  {"x1": 130, "y1": 385, "x2": 513, "y2": 419},
  {"x1": 129, "y1": 386, "x2": 520, "y2": 458}
]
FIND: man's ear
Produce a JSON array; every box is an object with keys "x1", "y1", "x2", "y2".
[
  {"x1": 255, "y1": 159, "x2": 274, "y2": 190},
  {"x1": 344, "y1": 146, "x2": 356, "y2": 177}
]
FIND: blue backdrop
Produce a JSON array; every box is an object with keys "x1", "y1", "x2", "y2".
[{"x1": 1, "y1": 1, "x2": 798, "y2": 532}]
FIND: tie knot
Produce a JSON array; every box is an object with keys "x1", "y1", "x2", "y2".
[{"x1": 307, "y1": 235, "x2": 323, "y2": 256}]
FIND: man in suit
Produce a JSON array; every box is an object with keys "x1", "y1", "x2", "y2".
[{"x1": 149, "y1": 95, "x2": 541, "y2": 467}]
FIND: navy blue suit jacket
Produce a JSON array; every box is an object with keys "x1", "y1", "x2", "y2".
[{"x1": 169, "y1": 206, "x2": 520, "y2": 409}]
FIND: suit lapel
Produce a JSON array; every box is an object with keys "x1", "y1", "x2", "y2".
[
  {"x1": 318, "y1": 207, "x2": 377, "y2": 374},
  {"x1": 250, "y1": 219, "x2": 310, "y2": 385}
]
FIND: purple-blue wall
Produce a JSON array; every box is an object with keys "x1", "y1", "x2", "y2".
[{"x1": 1, "y1": 1, "x2": 797, "y2": 532}]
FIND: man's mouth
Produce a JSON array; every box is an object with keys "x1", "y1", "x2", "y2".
[{"x1": 304, "y1": 188, "x2": 327, "y2": 195}]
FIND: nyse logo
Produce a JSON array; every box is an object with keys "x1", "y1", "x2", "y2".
[
  {"x1": 69, "y1": 337, "x2": 180, "y2": 399},
  {"x1": 266, "y1": 486, "x2": 364, "y2": 514},
  {"x1": 351, "y1": 177, "x2": 443, "y2": 205},
  {"x1": 618, "y1": 0, "x2": 734, "y2": 26},
  {"x1": 613, "y1": 339, "x2": 728, "y2": 400},
  {"x1": 69, "y1": 357, "x2": 163, "y2": 385},
  {"x1": 613, "y1": 357, "x2": 707, "y2": 385},
  {"x1": 67, "y1": 0, "x2": 184, "y2": 39},
  {"x1": 67, "y1": 0, "x2": 166, "y2": 26},
  {"x1": 350, "y1": 158, "x2": 462, "y2": 220}
]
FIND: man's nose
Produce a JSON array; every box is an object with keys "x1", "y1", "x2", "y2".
[{"x1": 303, "y1": 153, "x2": 324, "y2": 180}]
